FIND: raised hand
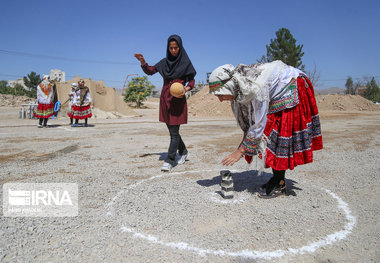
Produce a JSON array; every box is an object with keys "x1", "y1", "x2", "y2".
[{"x1": 134, "y1": 53, "x2": 146, "y2": 65}]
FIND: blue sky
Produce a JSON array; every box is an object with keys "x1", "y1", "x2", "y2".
[{"x1": 0, "y1": 0, "x2": 379, "y2": 90}]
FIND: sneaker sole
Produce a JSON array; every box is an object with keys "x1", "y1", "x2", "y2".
[
  {"x1": 257, "y1": 191, "x2": 287, "y2": 199},
  {"x1": 177, "y1": 153, "x2": 190, "y2": 165}
]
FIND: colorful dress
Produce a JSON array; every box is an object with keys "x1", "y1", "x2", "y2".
[
  {"x1": 68, "y1": 87, "x2": 92, "y2": 119},
  {"x1": 34, "y1": 78, "x2": 55, "y2": 119},
  {"x1": 67, "y1": 86, "x2": 76, "y2": 117},
  {"x1": 210, "y1": 61, "x2": 323, "y2": 170}
]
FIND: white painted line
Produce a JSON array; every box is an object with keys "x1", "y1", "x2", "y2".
[
  {"x1": 209, "y1": 192, "x2": 249, "y2": 204},
  {"x1": 57, "y1": 126, "x2": 76, "y2": 132},
  {"x1": 107, "y1": 170, "x2": 356, "y2": 260},
  {"x1": 105, "y1": 169, "x2": 222, "y2": 216}
]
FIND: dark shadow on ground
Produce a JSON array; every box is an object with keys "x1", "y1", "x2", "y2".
[
  {"x1": 138, "y1": 152, "x2": 189, "y2": 167},
  {"x1": 197, "y1": 170, "x2": 301, "y2": 196},
  {"x1": 65, "y1": 124, "x2": 96, "y2": 128},
  {"x1": 45, "y1": 124, "x2": 62, "y2": 128},
  {"x1": 138, "y1": 152, "x2": 167, "y2": 160}
]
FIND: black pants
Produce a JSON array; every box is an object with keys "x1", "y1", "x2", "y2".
[
  {"x1": 272, "y1": 169, "x2": 285, "y2": 183},
  {"x1": 74, "y1": 118, "x2": 88, "y2": 124},
  {"x1": 166, "y1": 124, "x2": 187, "y2": 165},
  {"x1": 39, "y1": 118, "x2": 48, "y2": 126}
]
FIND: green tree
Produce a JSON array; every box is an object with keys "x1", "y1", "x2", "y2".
[
  {"x1": 123, "y1": 76, "x2": 154, "y2": 108},
  {"x1": 0, "y1": 80, "x2": 9, "y2": 94},
  {"x1": 259, "y1": 28, "x2": 305, "y2": 70},
  {"x1": 362, "y1": 77, "x2": 380, "y2": 103},
  {"x1": 345, "y1": 76, "x2": 356, "y2": 95},
  {"x1": 14, "y1": 84, "x2": 36, "y2": 98},
  {"x1": 23, "y1": 72, "x2": 42, "y2": 92},
  {"x1": 0, "y1": 81, "x2": 36, "y2": 98}
]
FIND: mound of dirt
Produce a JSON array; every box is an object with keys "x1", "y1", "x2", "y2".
[
  {"x1": 316, "y1": 94, "x2": 380, "y2": 111},
  {"x1": 55, "y1": 76, "x2": 137, "y2": 117},
  {"x1": 187, "y1": 86, "x2": 234, "y2": 117},
  {"x1": 0, "y1": 94, "x2": 36, "y2": 107},
  {"x1": 187, "y1": 86, "x2": 380, "y2": 117}
]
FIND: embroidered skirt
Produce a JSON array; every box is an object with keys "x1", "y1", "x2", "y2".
[
  {"x1": 68, "y1": 104, "x2": 92, "y2": 119},
  {"x1": 263, "y1": 76, "x2": 323, "y2": 170},
  {"x1": 34, "y1": 102, "x2": 54, "y2": 119}
]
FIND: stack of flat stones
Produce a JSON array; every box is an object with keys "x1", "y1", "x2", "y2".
[{"x1": 221, "y1": 170, "x2": 234, "y2": 199}]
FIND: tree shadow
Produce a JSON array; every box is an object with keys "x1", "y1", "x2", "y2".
[{"x1": 197, "y1": 170, "x2": 302, "y2": 196}]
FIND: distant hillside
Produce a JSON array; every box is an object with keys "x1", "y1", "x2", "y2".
[{"x1": 315, "y1": 87, "x2": 345, "y2": 95}]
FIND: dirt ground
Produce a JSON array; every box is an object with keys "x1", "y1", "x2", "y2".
[{"x1": 0, "y1": 102, "x2": 379, "y2": 262}]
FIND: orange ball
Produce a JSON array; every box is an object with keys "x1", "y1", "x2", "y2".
[{"x1": 170, "y1": 82, "x2": 184, "y2": 98}]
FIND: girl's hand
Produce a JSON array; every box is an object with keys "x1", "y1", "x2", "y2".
[
  {"x1": 179, "y1": 86, "x2": 190, "y2": 98},
  {"x1": 222, "y1": 148, "x2": 244, "y2": 166},
  {"x1": 134, "y1": 53, "x2": 146, "y2": 65}
]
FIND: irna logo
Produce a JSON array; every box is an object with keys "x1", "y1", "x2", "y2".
[{"x1": 8, "y1": 189, "x2": 73, "y2": 206}]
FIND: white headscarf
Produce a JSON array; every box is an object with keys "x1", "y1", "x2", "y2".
[
  {"x1": 208, "y1": 64, "x2": 236, "y2": 96},
  {"x1": 209, "y1": 61, "x2": 291, "y2": 105},
  {"x1": 36, "y1": 74, "x2": 54, "y2": 103}
]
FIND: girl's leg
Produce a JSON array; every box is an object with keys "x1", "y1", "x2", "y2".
[
  {"x1": 43, "y1": 118, "x2": 48, "y2": 127},
  {"x1": 84, "y1": 118, "x2": 88, "y2": 126},
  {"x1": 70, "y1": 117, "x2": 73, "y2": 125},
  {"x1": 166, "y1": 124, "x2": 180, "y2": 166},
  {"x1": 259, "y1": 169, "x2": 286, "y2": 198},
  {"x1": 177, "y1": 132, "x2": 187, "y2": 156},
  {"x1": 75, "y1": 119, "x2": 79, "y2": 124},
  {"x1": 39, "y1": 118, "x2": 43, "y2": 126}
]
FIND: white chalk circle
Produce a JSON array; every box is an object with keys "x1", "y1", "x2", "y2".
[{"x1": 106, "y1": 169, "x2": 356, "y2": 260}]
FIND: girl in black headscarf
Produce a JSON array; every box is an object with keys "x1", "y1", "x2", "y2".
[{"x1": 135, "y1": 34, "x2": 196, "y2": 172}]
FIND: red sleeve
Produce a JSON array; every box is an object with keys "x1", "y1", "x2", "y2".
[
  {"x1": 141, "y1": 63, "x2": 157, "y2": 75},
  {"x1": 186, "y1": 79, "x2": 195, "y2": 91}
]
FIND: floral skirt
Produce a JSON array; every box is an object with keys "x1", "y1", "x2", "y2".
[
  {"x1": 34, "y1": 102, "x2": 54, "y2": 119},
  {"x1": 263, "y1": 76, "x2": 323, "y2": 170},
  {"x1": 68, "y1": 104, "x2": 92, "y2": 119}
]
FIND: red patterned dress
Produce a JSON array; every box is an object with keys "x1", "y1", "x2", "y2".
[
  {"x1": 231, "y1": 61, "x2": 323, "y2": 170},
  {"x1": 68, "y1": 87, "x2": 92, "y2": 119},
  {"x1": 34, "y1": 78, "x2": 55, "y2": 119}
]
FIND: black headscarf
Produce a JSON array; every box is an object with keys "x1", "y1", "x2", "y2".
[{"x1": 155, "y1": 35, "x2": 196, "y2": 82}]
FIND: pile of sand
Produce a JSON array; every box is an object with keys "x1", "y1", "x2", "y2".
[
  {"x1": 187, "y1": 86, "x2": 380, "y2": 117},
  {"x1": 56, "y1": 76, "x2": 137, "y2": 117},
  {"x1": 187, "y1": 86, "x2": 234, "y2": 117},
  {"x1": 316, "y1": 94, "x2": 380, "y2": 111},
  {"x1": 0, "y1": 94, "x2": 36, "y2": 107}
]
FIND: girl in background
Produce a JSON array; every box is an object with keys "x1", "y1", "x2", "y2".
[{"x1": 34, "y1": 75, "x2": 55, "y2": 128}]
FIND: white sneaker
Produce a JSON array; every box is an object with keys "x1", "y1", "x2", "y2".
[
  {"x1": 161, "y1": 162, "x2": 172, "y2": 172},
  {"x1": 177, "y1": 152, "x2": 189, "y2": 165}
]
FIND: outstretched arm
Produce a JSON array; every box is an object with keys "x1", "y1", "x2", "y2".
[
  {"x1": 134, "y1": 53, "x2": 157, "y2": 75},
  {"x1": 134, "y1": 53, "x2": 146, "y2": 66}
]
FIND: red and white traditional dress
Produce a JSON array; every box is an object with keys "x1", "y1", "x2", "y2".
[
  {"x1": 209, "y1": 61, "x2": 323, "y2": 171},
  {"x1": 34, "y1": 76, "x2": 55, "y2": 119},
  {"x1": 68, "y1": 87, "x2": 92, "y2": 119},
  {"x1": 67, "y1": 83, "x2": 77, "y2": 117}
]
